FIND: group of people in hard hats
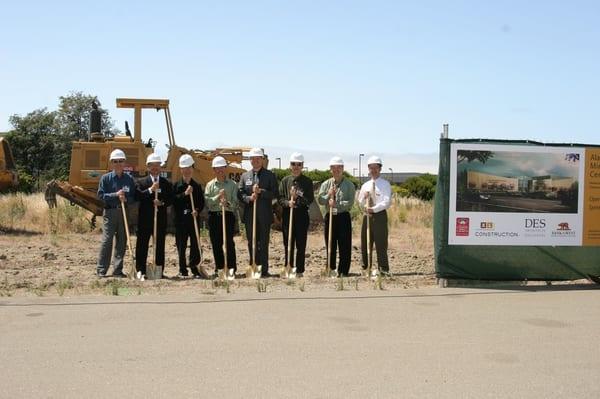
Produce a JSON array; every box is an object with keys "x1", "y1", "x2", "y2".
[{"x1": 96, "y1": 147, "x2": 392, "y2": 280}]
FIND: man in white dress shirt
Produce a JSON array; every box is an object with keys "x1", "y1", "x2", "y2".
[{"x1": 358, "y1": 155, "x2": 392, "y2": 276}]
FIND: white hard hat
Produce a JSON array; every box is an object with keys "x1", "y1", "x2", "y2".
[
  {"x1": 212, "y1": 156, "x2": 227, "y2": 168},
  {"x1": 329, "y1": 156, "x2": 344, "y2": 166},
  {"x1": 110, "y1": 149, "x2": 126, "y2": 160},
  {"x1": 146, "y1": 153, "x2": 162, "y2": 165},
  {"x1": 248, "y1": 147, "x2": 264, "y2": 158},
  {"x1": 179, "y1": 154, "x2": 195, "y2": 168},
  {"x1": 367, "y1": 155, "x2": 383, "y2": 166},
  {"x1": 289, "y1": 152, "x2": 304, "y2": 163}
]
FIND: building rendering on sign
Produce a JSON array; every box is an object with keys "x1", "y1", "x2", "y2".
[{"x1": 466, "y1": 170, "x2": 574, "y2": 193}]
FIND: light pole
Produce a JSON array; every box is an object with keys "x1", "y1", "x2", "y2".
[
  {"x1": 275, "y1": 157, "x2": 281, "y2": 169},
  {"x1": 358, "y1": 153, "x2": 364, "y2": 184},
  {"x1": 388, "y1": 167, "x2": 394, "y2": 184}
]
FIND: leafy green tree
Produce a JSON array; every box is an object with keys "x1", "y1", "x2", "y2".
[
  {"x1": 56, "y1": 92, "x2": 119, "y2": 141},
  {"x1": 270, "y1": 168, "x2": 359, "y2": 188},
  {"x1": 271, "y1": 168, "x2": 290, "y2": 182},
  {"x1": 5, "y1": 109, "x2": 59, "y2": 191},
  {"x1": 401, "y1": 173, "x2": 437, "y2": 200},
  {"x1": 5, "y1": 92, "x2": 121, "y2": 191},
  {"x1": 457, "y1": 150, "x2": 494, "y2": 164}
]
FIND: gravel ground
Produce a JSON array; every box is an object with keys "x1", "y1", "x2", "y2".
[{"x1": 0, "y1": 225, "x2": 435, "y2": 297}]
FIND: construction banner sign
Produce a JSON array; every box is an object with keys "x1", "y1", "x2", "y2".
[
  {"x1": 434, "y1": 139, "x2": 600, "y2": 281},
  {"x1": 448, "y1": 143, "x2": 599, "y2": 246},
  {"x1": 583, "y1": 148, "x2": 600, "y2": 245}
]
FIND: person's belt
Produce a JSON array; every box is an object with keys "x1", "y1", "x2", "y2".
[
  {"x1": 372, "y1": 209, "x2": 388, "y2": 215},
  {"x1": 104, "y1": 204, "x2": 123, "y2": 210}
]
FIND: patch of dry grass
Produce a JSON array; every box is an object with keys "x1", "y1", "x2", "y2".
[
  {"x1": 0, "y1": 193, "x2": 96, "y2": 234},
  {"x1": 387, "y1": 197, "x2": 433, "y2": 230}
]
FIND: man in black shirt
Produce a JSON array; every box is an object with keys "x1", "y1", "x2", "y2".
[
  {"x1": 278, "y1": 152, "x2": 314, "y2": 277},
  {"x1": 172, "y1": 154, "x2": 206, "y2": 278},
  {"x1": 238, "y1": 147, "x2": 278, "y2": 278},
  {"x1": 135, "y1": 153, "x2": 173, "y2": 279}
]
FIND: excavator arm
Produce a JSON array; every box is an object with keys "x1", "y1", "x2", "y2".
[{"x1": 45, "y1": 180, "x2": 105, "y2": 216}]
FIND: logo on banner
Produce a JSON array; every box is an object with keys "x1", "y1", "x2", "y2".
[
  {"x1": 480, "y1": 221, "x2": 494, "y2": 229},
  {"x1": 456, "y1": 218, "x2": 470, "y2": 236},
  {"x1": 524, "y1": 218, "x2": 547, "y2": 237},
  {"x1": 525, "y1": 218, "x2": 546, "y2": 229},
  {"x1": 552, "y1": 222, "x2": 576, "y2": 237}
]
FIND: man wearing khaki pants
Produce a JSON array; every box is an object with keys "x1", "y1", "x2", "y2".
[{"x1": 358, "y1": 155, "x2": 392, "y2": 276}]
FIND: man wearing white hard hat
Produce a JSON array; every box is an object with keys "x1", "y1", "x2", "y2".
[
  {"x1": 317, "y1": 156, "x2": 356, "y2": 277},
  {"x1": 172, "y1": 154, "x2": 206, "y2": 278},
  {"x1": 205, "y1": 156, "x2": 239, "y2": 275},
  {"x1": 358, "y1": 155, "x2": 392, "y2": 276},
  {"x1": 237, "y1": 147, "x2": 278, "y2": 277},
  {"x1": 96, "y1": 149, "x2": 136, "y2": 277},
  {"x1": 134, "y1": 153, "x2": 174, "y2": 279},
  {"x1": 277, "y1": 152, "x2": 314, "y2": 277}
]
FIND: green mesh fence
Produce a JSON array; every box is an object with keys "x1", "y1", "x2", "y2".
[{"x1": 434, "y1": 138, "x2": 600, "y2": 281}]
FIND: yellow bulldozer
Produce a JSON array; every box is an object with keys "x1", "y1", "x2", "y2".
[
  {"x1": 45, "y1": 98, "x2": 263, "y2": 224},
  {"x1": 0, "y1": 137, "x2": 18, "y2": 192}
]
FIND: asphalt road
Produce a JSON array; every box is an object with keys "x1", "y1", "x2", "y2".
[{"x1": 1, "y1": 286, "x2": 599, "y2": 398}]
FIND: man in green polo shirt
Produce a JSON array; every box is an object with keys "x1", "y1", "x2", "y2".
[
  {"x1": 204, "y1": 156, "x2": 238, "y2": 276},
  {"x1": 317, "y1": 156, "x2": 355, "y2": 277}
]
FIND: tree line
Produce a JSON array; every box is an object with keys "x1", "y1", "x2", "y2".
[{"x1": 3, "y1": 92, "x2": 436, "y2": 200}]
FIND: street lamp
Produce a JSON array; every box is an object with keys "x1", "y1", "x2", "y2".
[
  {"x1": 388, "y1": 167, "x2": 394, "y2": 184},
  {"x1": 275, "y1": 157, "x2": 281, "y2": 169},
  {"x1": 358, "y1": 154, "x2": 364, "y2": 184}
]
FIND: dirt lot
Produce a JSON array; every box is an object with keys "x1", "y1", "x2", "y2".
[{"x1": 0, "y1": 224, "x2": 435, "y2": 297}]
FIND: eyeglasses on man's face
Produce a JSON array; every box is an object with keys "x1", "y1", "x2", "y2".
[
  {"x1": 112, "y1": 159, "x2": 125, "y2": 164},
  {"x1": 290, "y1": 162, "x2": 303, "y2": 167}
]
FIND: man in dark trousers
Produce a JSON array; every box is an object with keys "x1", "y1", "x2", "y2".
[
  {"x1": 358, "y1": 155, "x2": 392, "y2": 277},
  {"x1": 135, "y1": 153, "x2": 173, "y2": 279},
  {"x1": 172, "y1": 154, "x2": 206, "y2": 278},
  {"x1": 205, "y1": 156, "x2": 239, "y2": 278},
  {"x1": 238, "y1": 147, "x2": 278, "y2": 278},
  {"x1": 317, "y1": 156, "x2": 356, "y2": 277},
  {"x1": 278, "y1": 152, "x2": 314, "y2": 277}
]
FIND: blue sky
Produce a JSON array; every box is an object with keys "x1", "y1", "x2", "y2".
[
  {"x1": 1, "y1": 1, "x2": 599, "y2": 173},
  {"x1": 457, "y1": 151, "x2": 581, "y2": 179}
]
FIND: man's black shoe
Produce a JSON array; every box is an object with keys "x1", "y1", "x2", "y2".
[{"x1": 111, "y1": 272, "x2": 127, "y2": 278}]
